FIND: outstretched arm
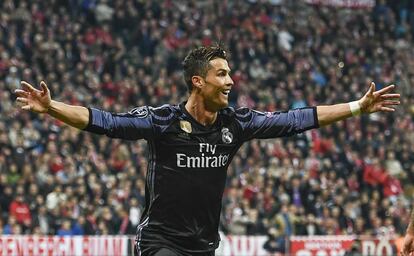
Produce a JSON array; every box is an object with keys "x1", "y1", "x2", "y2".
[
  {"x1": 15, "y1": 81, "x2": 89, "y2": 129},
  {"x1": 317, "y1": 82, "x2": 400, "y2": 126},
  {"x1": 15, "y1": 80, "x2": 154, "y2": 140}
]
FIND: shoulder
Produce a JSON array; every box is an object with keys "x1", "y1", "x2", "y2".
[
  {"x1": 149, "y1": 104, "x2": 180, "y2": 125},
  {"x1": 127, "y1": 104, "x2": 179, "y2": 124},
  {"x1": 149, "y1": 104, "x2": 178, "y2": 118},
  {"x1": 220, "y1": 107, "x2": 257, "y2": 122},
  {"x1": 128, "y1": 104, "x2": 176, "y2": 117},
  {"x1": 219, "y1": 106, "x2": 251, "y2": 116}
]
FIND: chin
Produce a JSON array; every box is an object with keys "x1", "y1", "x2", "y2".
[
  {"x1": 217, "y1": 101, "x2": 228, "y2": 110},
  {"x1": 208, "y1": 102, "x2": 227, "y2": 112},
  {"x1": 207, "y1": 97, "x2": 228, "y2": 111}
]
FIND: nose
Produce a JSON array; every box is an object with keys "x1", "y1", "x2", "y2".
[{"x1": 226, "y1": 74, "x2": 234, "y2": 87}]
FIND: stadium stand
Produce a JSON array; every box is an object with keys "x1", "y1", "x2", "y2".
[{"x1": 0, "y1": 0, "x2": 413, "y2": 254}]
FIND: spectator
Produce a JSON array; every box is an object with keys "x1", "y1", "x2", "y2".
[
  {"x1": 129, "y1": 197, "x2": 141, "y2": 227},
  {"x1": 116, "y1": 207, "x2": 135, "y2": 235},
  {"x1": 71, "y1": 216, "x2": 85, "y2": 235},
  {"x1": 9, "y1": 193, "x2": 31, "y2": 228},
  {"x1": 32, "y1": 206, "x2": 50, "y2": 235},
  {"x1": 3, "y1": 215, "x2": 18, "y2": 235},
  {"x1": 263, "y1": 227, "x2": 285, "y2": 254},
  {"x1": 46, "y1": 185, "x2": 66, "y2": 211},
  {"x1": 0, "y1": 186, "x2": 14, "y2": 219},
  {"x1": 57, "y1": 219, "x2": 73, "y2": 236}
]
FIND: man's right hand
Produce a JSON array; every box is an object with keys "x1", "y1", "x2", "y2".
[{"x1": 15, "y1": 81, "x2": 51, "y2": 113}]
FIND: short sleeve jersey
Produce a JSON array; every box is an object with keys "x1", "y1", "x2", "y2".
[{"x1": 84, "y1": 102, "x2": 318, "y2": 254}]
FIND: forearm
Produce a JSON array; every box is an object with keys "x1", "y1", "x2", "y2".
[
  {"x1": 47, "y1": 100, "x2": 89, "y2": 129},
  {"x1": 316, "y1": 102, "x2": 355, "y2": 126}
]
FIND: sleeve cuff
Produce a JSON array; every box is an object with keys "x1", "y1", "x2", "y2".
[
  {"x1": 83, "y1": 107, "x2": 93, "y2": 131},
  {"x1": 312, "y1": 106, "x2": 320, "y2": 129}
]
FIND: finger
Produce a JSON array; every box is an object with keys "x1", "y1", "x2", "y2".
[
  {"x1": 368, "y1": 82, "x2": 376, "y2": 95},
  {"x1": 40, "y1": 81, "x2": 49, "y2": 95},
  {"x1": 16, "y1": 97, "x2": 29, "y2": 104},
  {"x1": 382, "y1": 100, "x2": 400, "y2": 106},
  {"x1": 21, "y1": 81, "x2": 41, "y2": 93},
  {"x1": 21, "y1": 105, "x2": 31, "y2": 110},
  {"x1": 14, "y1": 89, "x2": 30, "y2": 97},
  {"x1": 380, "y1": 106, "x2": 395, "y2": 112},
  {"x1": 374, "y1": 84, "x2": 395, "y2": 95},
  {"x1": 381, "y1": 93, "x2": 401, "y2": 99}
]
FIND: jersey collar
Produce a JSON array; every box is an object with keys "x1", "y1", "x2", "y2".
[{"x1": 179, "y1": 102, "x2": 221, "y2": 130}]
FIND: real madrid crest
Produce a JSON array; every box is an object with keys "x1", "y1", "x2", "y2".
[
  {"x1": 221, "y1": 127, "x2": 233, "y2": 144},
  {"x1": 180, "y1": 121, "x2": 192, "y2": 133}
]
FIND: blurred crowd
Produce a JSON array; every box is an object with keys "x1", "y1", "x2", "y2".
[{"x1": 0, "y1": 0, "x2": 413, "y2": 253}]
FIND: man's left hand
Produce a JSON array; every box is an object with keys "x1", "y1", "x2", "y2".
[{"x1": 359, "y1": 82, "x2": 400, "y2": 114}]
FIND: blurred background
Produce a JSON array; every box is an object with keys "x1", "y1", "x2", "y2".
[{"x1": 0, "y1": 0, "x2": 413, "y2": 255}]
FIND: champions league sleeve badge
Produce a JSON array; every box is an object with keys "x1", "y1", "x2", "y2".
[
  {"x1": 221, "y1": 127, "x2": 233, "y2": 144},
  {"x1": 128, "y1": 106, "x2": 148, "y2": 118}
]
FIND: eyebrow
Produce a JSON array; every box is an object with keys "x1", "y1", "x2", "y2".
[{"x1": 217, "y1": 68, "x2": 231, "y2": 73}]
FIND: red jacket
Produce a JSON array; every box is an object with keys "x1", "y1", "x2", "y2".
[
  {"x1": 383, "y1": 176, "x2": 402, "y2": 197},
  {"x1": 9, "y1": 201, "x2": 31, "y2": 225},
  {"x1": 363, "y1": 164, "x2": 388, "y2": 186}
]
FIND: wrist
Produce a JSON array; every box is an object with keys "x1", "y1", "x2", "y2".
[
  {"x1": 349, "y1": 100, "x2": 361, "y2": 116},
  {"x1": 46, "y1": 100, "x2": 54, "y2": 114}
]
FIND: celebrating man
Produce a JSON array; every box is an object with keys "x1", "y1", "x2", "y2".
[{"x1": 15, "y1": 46, "x2": 400, "y2": 256}]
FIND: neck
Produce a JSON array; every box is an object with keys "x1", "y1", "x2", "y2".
[{"x1": 185, "y1": 93, "x2": 217, "y2": 126}]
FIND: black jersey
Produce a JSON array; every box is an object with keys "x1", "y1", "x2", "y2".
[{"x1": 84, "y1": 102, "x2": 318, "y2": 254}]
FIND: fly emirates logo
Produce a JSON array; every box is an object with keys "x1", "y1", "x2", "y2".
[{"x1": 176, "y1": 143, "x2": 230, "y2": 168}]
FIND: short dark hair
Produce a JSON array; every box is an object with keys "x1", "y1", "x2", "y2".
[{"x1": 182, "y1": 45, "x2": 227, "y2": 92}]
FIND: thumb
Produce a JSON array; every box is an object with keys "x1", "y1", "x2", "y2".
[
  {"x1": 368, "y1": 82, "x2": 375, "y2": 95},
  {"x1": 40, "y1": 81, "x2": 49, "y2": 95}
]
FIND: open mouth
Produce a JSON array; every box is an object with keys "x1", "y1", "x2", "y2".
[{"x1": 221, "y1": 90, "x2": 230, "y2": 96}]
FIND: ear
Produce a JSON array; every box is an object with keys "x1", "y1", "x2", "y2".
[{"x1": 191, "y1": 75, "x2": 204, "y2": 90}]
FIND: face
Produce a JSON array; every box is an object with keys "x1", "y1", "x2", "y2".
[{"x1": 194, "y1": 58, "x2": 234, "y2": 111}]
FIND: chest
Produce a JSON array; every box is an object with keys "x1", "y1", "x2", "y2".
[{"x1": 153, "y1": 120, "x2": 241, "y2": 168}]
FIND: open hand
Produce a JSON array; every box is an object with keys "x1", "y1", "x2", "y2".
[
  {"x1": 14, "y1": 81, "x2": 51, "y2": 113},
  {"x1": 359, "y1": 82, "x2": 400, "y2": 114}
]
